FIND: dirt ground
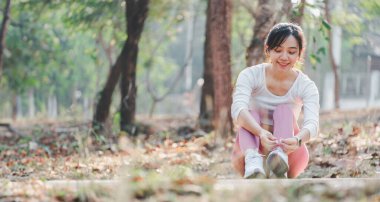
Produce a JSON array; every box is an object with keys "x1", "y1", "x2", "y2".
[{"x1": 0, "y1": 108, "x2": 379, "y2": 201}]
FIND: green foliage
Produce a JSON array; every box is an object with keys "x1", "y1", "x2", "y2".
[
  {"x1": 1, "y1": 0, "x2": 112, "y2": 116},
  {"x1": 135, "y1": 0, "x2": 205, "y2": 114},
  {"x1": 1, "y1": 0, "x2": 379, "y2": 119},
  {"x1": 306, "y1": 18, "x2": 329, "y2": 70},
  {"x1": 360, "y1": 0, "x2": 380, "y2": 17},
  {"x1": 63, "y1": 0, "x2": 124, "y2": 30}
]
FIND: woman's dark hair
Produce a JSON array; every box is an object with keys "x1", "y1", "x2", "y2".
[{"x1": 264, "y1": 23, "x2": 305, "y2": 57}]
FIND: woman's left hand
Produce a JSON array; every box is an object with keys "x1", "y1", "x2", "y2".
[{"x1": 280, "y1": 137, "x2": 299, "y2": 154}]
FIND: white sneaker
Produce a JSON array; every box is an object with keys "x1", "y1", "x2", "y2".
[
  {"x1": 244, "y1": 149, "x2": 266, "y2": 179},
  {"x1": 266, "y1": 147, "x2": 289, "y2": 178}
]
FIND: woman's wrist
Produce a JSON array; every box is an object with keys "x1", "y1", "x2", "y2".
[
  {"x1": 294, "y1": 136, "x2": 302, "y2": 147},
  {"x1": 258, "y1": 128, "x2": 267, "y2": 139},
  {"x1": 297, "y1": 129, "x2": 311, "y2": 144}
]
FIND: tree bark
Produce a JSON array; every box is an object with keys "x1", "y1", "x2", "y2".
[
  {"x1": 92, "y1": 43, "x2": 124, "y2": 130},
  {"x1": 96, "y1": 29, "x2": 114, "y2": 67},
  {"x1": 290, "y1": 0, "x2": 306, "y2": 25},
  {"x1": 184, "y1": 0, "x2": 195, "y2": 91},
  {"x1": 245, "y1": 0, "x2": 280, "y2": 66},
  {"x1": 93, "y1": 0, "x2": 149, "y2": 133},
  {"x1": 28, "y1": 89, "x2": 35, "y2": 118},
  {"x1": 119, "y1": 0, "x2": 149, "y2": 134},
  {"x1": 325, "y1": 0, "x2": 340, "y2": 109},
  {"x1": 0, "y1": 0, "x2": 11, "y2": 78},
  {"x1": 11, "y1": 93, "x2": 17, "y2": 121},
  {"x1": 199, "y1": 0, "x2": 233, "y2": 135},
  {"x1": 48, "y1": 94, "x2": 58, "y2": 119}
]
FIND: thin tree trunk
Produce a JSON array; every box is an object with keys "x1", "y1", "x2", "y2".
[
  {"x1": 199, "y1": 0, "x2": 216, "y2": 132},
  {"x1": 48, "y1": 94, "x2": 58, "y2": 119},
  {"x1": 119, "y1": 0, "x2": 149, "y2": 134},
  {"x1": 245, "y1": 0, "x2": 281, "y2": 66},
  {"x1": 325, "y1": 0, "x2": 340, "y2": 109},
  {"x1": 199, "y1": 0, "x2": 233, "y2": 135},
  {"x1": 290, "y1": 0, "x2": 306, "y2": 25},
  {"x1": 28, "y1": 89, "x2": 35, "y2": 118},
  {"x1": 12, "y1": 93, "x2": 17, "y2": 121},
  {"x1": 16, "y1": 95, "x2": 22, "y2": 119},
  {"x1": 71, "y1": 86, "x2": 77, "y2": 108},
  {"x1": 184, "y1": 0, "x2": 195, "y2": 91},
  {"x1": 93, "y1": 0, "x2": 149, "y2": 132},
  {"x1": 0, "y1": 0, "x2": 11, "y2": 78},
  {"x1": 144, "y1": 7, "x2": 197, "y2": 116},
  {"x1": 97, "y1": 29, "x2": 114, "y2": 67},
  {"x1": 83, "y1": 97, "x2": 90, "y2": 120},
  {"x1": 92, "y1": 43, "x2": 125, "y2": 130}
]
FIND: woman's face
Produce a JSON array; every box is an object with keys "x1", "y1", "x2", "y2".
[{"x1": 268, "y1": 35, "x2": 300, "y2": 71}]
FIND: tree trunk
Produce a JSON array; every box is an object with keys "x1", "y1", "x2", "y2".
[
  {"x1": 83, "y1": 97, "x2": 90, "y2": 120},
  {"x1": 92, "y1": 42, "x2": 125, "y2": 130},
  {"x1": 28, "y1": 89, "x2": 35, "y2": 118},
  {"x1": 71, "y1": 86, "x2": 77, "y2": 108},
  {"x1": 325, "y1": 0, "x2": 340, "y2": 109},
  {"x1": 199, "y1": 0, "x2": 233, "y2": 135},
  {"x1": 246, "y1": 0, "x2": 288, "y2": 67},
  {"x1": 119, "y1": 0, "x2": 149, "y2": 134},
  {"x1": 245, "y1": 0, "x2": 279, "y2": 66},
  {"x1": 11, "y1": 93, "x2": 17, "y2": 121},
  {"x1": 97, "y1": 29, "x2": 114, "y2": 67},
  {"x1": 184, "y1": 0, "x2": 195, "y2": 91},
  {"x1": 0, "y1": 0, "x2": 11, "y2": 78},
  {"x1": 16, "y1": 95, "x2": 22, "y2": 119},
  {"x1": 290, "y1": 0, "x2": 306, "y2": 25},
  {"x1": 93, "y1": 0, "x2": 149, "y2": 132},
  {"x1": 48, "y1": 94, "x2": 58, "y2": 119}
]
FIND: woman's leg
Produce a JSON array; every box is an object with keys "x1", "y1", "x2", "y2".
[
  {"x1": 272, "y1": 104, "x2": 309, "y2": 178},
  {"x1": 273, "y1": 104, "x2": 294, "y2": 140},
  {"x1": 231, "y1": 110, "x2": 261, "y2": 176},
  {"x1": 238, "y1": 110, "x2": 261, "y2": 152},
  {"x1": 288, "y1": 145, "x2": 309, "y2": 178}
]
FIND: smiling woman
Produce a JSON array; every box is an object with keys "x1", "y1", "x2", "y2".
[{"x1": 231, "y1": 22, "x2": 320, "y2": 179}]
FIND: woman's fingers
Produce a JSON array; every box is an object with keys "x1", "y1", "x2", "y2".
[
  {"x1": 264, "y1": 136, "x2": 276, "y2": 145},
  {"x1": 281, "y1": 138, "x2": 296, "y2": 145},
  {"x1": 261, "y1": 136, "x2": 276, "y2": 151},
  {"x1": 280, "y1": 141, "x2": 298, "y2": 154},
  {"x1": 266, "y1": 133, "x2": 277, "y2": 141}
]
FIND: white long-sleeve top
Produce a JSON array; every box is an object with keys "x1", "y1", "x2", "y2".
[{"x1": 231, "y1": 64, "x2": 320, "y2": 138}]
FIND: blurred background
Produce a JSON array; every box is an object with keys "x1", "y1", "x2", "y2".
[{"x1": 0, "y1": 0, "x2": 379, "y2": 132}]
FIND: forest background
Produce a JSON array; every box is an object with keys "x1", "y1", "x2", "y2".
[{"x1": 0, "y1": 0, "x2": 380, "y2": 201}]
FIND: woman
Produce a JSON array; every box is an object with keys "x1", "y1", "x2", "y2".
[{"x1": 231, "y1": 22, "x2": 319, "y2": 179}]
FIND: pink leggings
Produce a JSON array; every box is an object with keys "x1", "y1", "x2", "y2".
[{"x1": 231, "y1": 104, "x2": 309, "y2": 178}]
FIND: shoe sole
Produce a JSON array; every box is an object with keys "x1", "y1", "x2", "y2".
[
  {"x1": 246, "y1": 171, "x2": 266, "y2": 179},
  {"x1": 267, "y1": 153, "x2": 289, "y2": 178}
]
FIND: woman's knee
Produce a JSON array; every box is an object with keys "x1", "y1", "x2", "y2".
[{"x1": 288, "y1": 146, "x2": 309, "y2": 178}]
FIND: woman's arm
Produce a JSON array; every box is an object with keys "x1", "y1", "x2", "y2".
[
  {"x1": 301, "y1": 81, "x2": 320, "y2": 139},
  {"x1": 236, "y1": 109, "x2": 263, "y2": 136},
  {"x1": 281, "y1": 79, "x2": 319, "y2": 154},
  {"x1": 231, "y1": 67, "x2": 277, "y2": 152},
  {"x1": 296, "y1": 128, "x2": 311, "y2": 144}
]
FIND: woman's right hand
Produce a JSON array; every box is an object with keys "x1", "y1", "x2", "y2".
[{"x1": 258, "y1": 129, "x2": 277, "y2": 152}]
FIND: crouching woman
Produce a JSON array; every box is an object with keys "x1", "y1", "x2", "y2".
[{"x1": 231, "y1": 22, "x2": 320, "y2": 178}]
